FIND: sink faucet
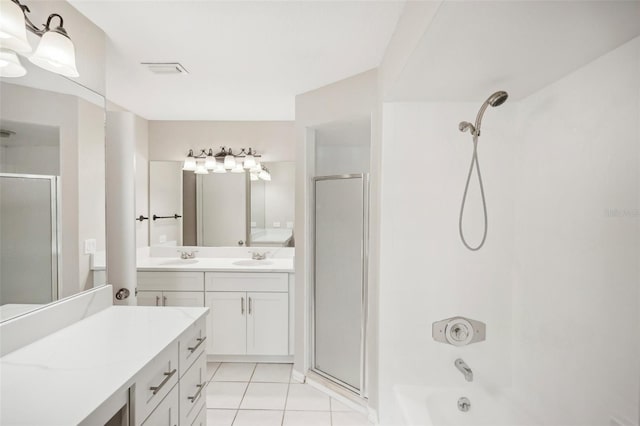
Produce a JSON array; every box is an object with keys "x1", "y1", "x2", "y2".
[
  {"x1": 177, "y1": 250, "x2": 198, "y2": 259},
  {"x1": 455, "y1": 358, "x2": 473, "y2": 382},
  {"x1": 249, "y1": 251, "x2": 269, "y2": 260}
]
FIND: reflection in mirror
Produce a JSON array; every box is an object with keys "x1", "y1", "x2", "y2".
[
  {"x1": 149, "y1": 160, "x2": 294, "y2": 247},
  {"x1": 250, "y1": 162, "x2": 294, "y2": 247},
  {"x1": 0, "y1": 56, "x2": 106, "y2": 322}
]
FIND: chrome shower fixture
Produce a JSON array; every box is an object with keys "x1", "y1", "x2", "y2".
[
  {"x1": 457, "y1": 90, "x2": 508, "y2": 251},
  {"x1": 458, "y1": 91, "x2": 508, "y2": 137}
]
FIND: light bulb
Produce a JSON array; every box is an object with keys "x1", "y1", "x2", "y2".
[
  {"x1": 0, "y1": 48, "x2": 26, "y2": 77},
  {"x1": 243, "y1": 153, "x2": 256, "y2": 169},
  {"x1": 194, "y1": 162, "x2": 208, "y2": 174},
  {"x1": 29, "y1": 26, "x2": 79, "y2": 77},
  {"x1": 0, "y1": 0, "x2": 31, "y2": 53},
  {"x1": 224, "y1": 153, "x2": 236, "y2": 170}
]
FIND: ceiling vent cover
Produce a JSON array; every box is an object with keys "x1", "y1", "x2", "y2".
[{"x1": 142, "y1": 62, "x2": 188, "y2": 75}]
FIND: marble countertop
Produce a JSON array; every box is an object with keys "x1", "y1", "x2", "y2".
[{"x1": 0, "y1": 305, "x2": 209, "y2": 426}]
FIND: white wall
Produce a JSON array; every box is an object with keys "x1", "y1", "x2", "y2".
[
  {"x1": 134, "y1": 115, "x2": 149, "y2": 248},
  {"x1": 264, "y1": 162, "x2": 295, "y2": 229},
  {"x1": 378, "y1": 101, "x2": 516, "y2": 423},
  {"x1": 377, "y1": 36, "x2": 640, "y2": 426},
  {"x1": 148, "y1": 121, "x2": 295, "y2": 162},
  {"x1": 149, "y1": 161, "x2": 183, "y2": 246},
  {"x1": 510, "y1": 36, "x2": 640, "y2": 426},
  {"x1": 294, "y1": 69, "x2": 378, "y2": 401}
]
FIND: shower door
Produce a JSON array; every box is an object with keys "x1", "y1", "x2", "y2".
[
  {"x1": 0, "y1": 174, "x2": 59, "y2": 305},
  {"x1": 312, "y1": 174, "x2": 368, "y2": 395}
]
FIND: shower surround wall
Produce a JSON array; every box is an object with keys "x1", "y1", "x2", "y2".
[{"x1": 378, "y1": 36, "x2": 640, "y2": 425}]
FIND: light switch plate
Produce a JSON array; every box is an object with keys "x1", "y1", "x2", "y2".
[{"x1": 84, "y1": 239, "x2": 97, "y2": 254}]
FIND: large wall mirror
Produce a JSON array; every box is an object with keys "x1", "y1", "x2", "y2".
[
  {"x1": 148, "y1": 161, "x2": 294, "y2": 247},
  {"x1": 0, "y1": 57, "x2": 106, "y2": 322}
]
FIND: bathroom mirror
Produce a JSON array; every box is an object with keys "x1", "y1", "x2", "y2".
[
  {"x1": 148, "y1": 160, "x2": 294, "y2": 247},
  {"x1": 0, "y1": 57, "x2": 106, "y2": 322}
]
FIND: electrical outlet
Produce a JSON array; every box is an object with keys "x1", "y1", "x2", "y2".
[
  {"x1": 273, "y1": 222, "x2": 281, "y2": 228},
  {"x1": 84, "y1": 239, "x2": 96, "y2": 255}
]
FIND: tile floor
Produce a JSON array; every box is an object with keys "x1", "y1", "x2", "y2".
[{"x1": 205, "y1": 362, "x2": 373, "y2": 426}]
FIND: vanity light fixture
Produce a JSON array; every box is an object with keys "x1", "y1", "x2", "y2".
[
  {"x1": 182, "y1": 147, "x2": 262, "y2": 174},
  {"x1": 0, "y1": 0, "x2": 79, "y2": 78},
  {"x1": 0, "y1": 48, "x2": 25, "y2": 77}
]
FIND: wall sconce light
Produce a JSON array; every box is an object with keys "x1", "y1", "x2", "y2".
[
  {"x1": 0, "y1": 0, "x2": 79, "y2": 78},
  {"x1": 182, "y1": 147, "x2": 262, "y2": 175}
]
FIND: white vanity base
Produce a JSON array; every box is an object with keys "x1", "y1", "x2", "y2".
[{"x1": 0, "y1": 287, "x2": 208, "y2": 426}]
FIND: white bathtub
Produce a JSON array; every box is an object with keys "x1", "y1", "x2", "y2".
[{"x1": 394, "y1": 385, "x2": 537, "y2": 426}]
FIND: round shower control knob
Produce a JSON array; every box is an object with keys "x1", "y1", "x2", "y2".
[{"x1": 445, "y1": 318, "x2": 474, "y2": 346}]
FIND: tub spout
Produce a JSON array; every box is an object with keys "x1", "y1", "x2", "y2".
[{"x1": 455, "y1": 358, "x2": 473, "y2": 382}]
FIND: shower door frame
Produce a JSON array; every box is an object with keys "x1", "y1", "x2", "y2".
[
  {"x1": 310, "y1": 173, "x2": 369, "y2": 398},
  {"x1": 0, "y1": 173, "x2": 60, "y2": 302}
]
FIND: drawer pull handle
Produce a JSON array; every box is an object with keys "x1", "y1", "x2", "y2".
[
  {"x1": 188, "y1": 337, "x2": 207, "y2": 353},
  {"x1": 149, "y1": 368, "x2": 177, "y2": 395},
  {"x1": 155, "y1": 296, "x2": 160, "y2": 306},
  {"x1": 241, "y1": 297, "x2": 245, "y2": 315},
  {"x1": 188, "y1": 382, "x2": 206, "y2": 403},
  {"x1": 248, "y1": 297, "x2": 252, "y2": 315}
]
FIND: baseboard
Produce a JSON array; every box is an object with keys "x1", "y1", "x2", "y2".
[
  {"x1": 291, "y1": 369, "x2": 306, "y2": 383},
  {"x1": 207, "y1": 354, "x2": 294, "y2": 363}
]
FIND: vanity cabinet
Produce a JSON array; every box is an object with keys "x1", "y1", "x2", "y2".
[
  {"x1": 205, "y1": 272, "x2": 289, "y2": 356},
  {"x1": 141, "y1": 384, "x2": 179, "y2": 426},
  {"x1": 137, "y1": 290, "x2": 205, "y2": 307},
  {"x1": 137, "y1": 271, "x2": 205, "y2": 307}
]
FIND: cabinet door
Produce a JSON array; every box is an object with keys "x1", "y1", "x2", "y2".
[
  {"x1": 138, "y1": 291, "x2": 162, "y2": 306},
  {"x1": 163, "y1": 291, "x2": 205, "y2": 307},
  {"x1": 247, "y1": 292, "x2": 288, "y2": 355},
  {"x1": 141, "y1": 384, "x2": 179, "y2": 426},
  {"x1": 205, "y1": 292, "x2": 246, "y2": 355}
]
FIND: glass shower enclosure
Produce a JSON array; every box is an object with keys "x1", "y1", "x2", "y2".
[
  {"x1": 312, "y1": 174, "x2": 369, "y2": 396},
  {"x1": 0, "y1": 174, "x2": 59, "y2": 306}
]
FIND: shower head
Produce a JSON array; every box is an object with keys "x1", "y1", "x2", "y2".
[
  {"x1": 486, "y1": 91, "x2": 508, "y2": 107},
  {"x1": 473, "y1": 90, "x2": 509, "y2": 136}
]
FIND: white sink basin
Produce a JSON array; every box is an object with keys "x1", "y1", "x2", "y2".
[
  {"x1": 159, "y1": 259, "x2": 199, "y2": 265},
  {"x1": 232, "y1": 260, "x2": 274, "y2": 266}
]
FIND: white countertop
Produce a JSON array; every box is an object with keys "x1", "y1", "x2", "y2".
[
  {"x1": 0, "y1": 305, "x2": 209, "y2": 426},
  {"x1": 92, "y1": 256, "x2": 294, "y2": 273}
]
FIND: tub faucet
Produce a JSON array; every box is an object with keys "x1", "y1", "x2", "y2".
[{"x1": 455, "y1": 358, "x2": 473, "y2": 382}]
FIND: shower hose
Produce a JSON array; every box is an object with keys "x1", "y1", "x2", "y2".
[{"x1": 459, "y1": 134, "x2": 488, "y2": 251}]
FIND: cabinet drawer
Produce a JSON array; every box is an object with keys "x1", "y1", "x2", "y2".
[
  {"x1": 141, "y1": 383, "x2": 178, "y2": 426},
  {"x1": 135, "y1": 340, "x2": 179, "y2": 425},
  {"x1": 138, "y1": 271, "x2": 204, "y2": 292},
  {"x1": 180, "y1": 316, "x2": 207, "y2": 377},
  {"x1": 205, "y1": 272, "x2": 288, "y2": 292},
  {"x1": 179, "y1": 351, "x2": 207, "y2": 426}
]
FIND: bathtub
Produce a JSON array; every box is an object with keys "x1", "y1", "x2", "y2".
[{"x1": 394, "y1": 385, "x2": 536, "y2": 426}]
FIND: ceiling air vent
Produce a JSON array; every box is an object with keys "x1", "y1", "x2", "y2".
[{"x1": 142, "y1": 62, "x2": 188, "y2": 75}]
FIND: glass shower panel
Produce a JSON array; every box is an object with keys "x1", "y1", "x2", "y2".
[
  {"x1": 313, "y1": 175, "x2": 367, "y2": 392},
  {"x1": 0, "y1": 174, "x2": 57, "y2": 305}
]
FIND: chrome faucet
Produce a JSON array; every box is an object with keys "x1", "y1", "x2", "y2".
[
  {"x1": 455, "y1": 358, "x2": 473, "y2": 382},
  {"x1": 249, "y1": 251, "x2": 269, "y2": 260},
  {"x1": 177, "y1": 249, "x2": 198, "y2": 259}
]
